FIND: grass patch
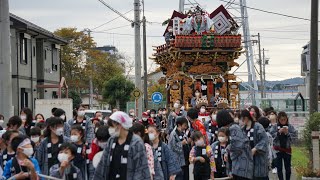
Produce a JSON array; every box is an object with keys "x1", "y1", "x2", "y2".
[{"x1": 292, "y1": 146, "x2": 309, "y2": 168}]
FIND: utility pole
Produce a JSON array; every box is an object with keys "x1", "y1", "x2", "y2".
[
  {"x1": 0, "y1": 0, "x2": 13, "y2": 120},
  {"x1": 179, "y1": 0, "x2": 185, "y2": 13},
  {"x1": 84, "y1": 28, "x2": 94, "y2": 109},
  {"x1": 142, "y1": 1, "x2": 148, "y2": 111},
  {"x1": 257, "y1": 33, "x2": 264, "y2": 99},
  {"x1": 240, "y1": 0, "x2": 258, "y2": 105},
  {"x1": 263, "y1": 48, "x2": 267, "y2": 97},
  {"x1": 134, "y1": 0, "x2": 142, "y2": 118},
  {"x1": 309, "y1": 0, "x2": 318, "y2": 114}
]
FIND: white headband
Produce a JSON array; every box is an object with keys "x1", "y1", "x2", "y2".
[{"x1": 18, "y1": 139, "x2": 31, "y2": 148}]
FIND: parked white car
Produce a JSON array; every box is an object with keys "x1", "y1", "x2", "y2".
[{"x1": 85, "y1": 110, "x2": 112, "y2": 119}]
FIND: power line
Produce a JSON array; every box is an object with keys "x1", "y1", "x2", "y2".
[
  {"x1": 92, "y1": 9, "x2": 133, "y2": 30},
  {"x1": 97, "y1": 0, "x2": 133, "y2": 23},
  {"x1": 91, "y1": 31, "x2": 163, "y2": 38},
  {"x1": 98, "y1": 25, "x2": 132, "y2": 32},
  {"x1": 219, "y1": 0, "x2": 313, "y2": 22}
]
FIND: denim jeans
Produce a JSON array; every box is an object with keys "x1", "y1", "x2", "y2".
[{"x1": 276, "y1": 152, "x2": 291, "y2": 180}]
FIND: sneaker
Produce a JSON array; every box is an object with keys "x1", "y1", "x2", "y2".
[{"x1": 272, "y1": 168, "x2": 277, "y2": 174}]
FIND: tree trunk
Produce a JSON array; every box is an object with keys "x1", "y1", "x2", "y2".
[{"x1": 116, "y1": 99, "x2": 120, "y2": 110}]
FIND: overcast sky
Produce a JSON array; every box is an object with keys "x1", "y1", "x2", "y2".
[{"x1": 9, "y1": 0, "x2": 313, "y2": 81}]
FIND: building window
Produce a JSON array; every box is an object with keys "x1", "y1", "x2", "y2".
[
  {"x1": 52, "y1": 45, "x2": 59, "y2": 71},
  {"x1": 44, "y1": 50, "x2": 47, "y2": 60},
  {"x1": 20, "y1": 35, "x2": 27, "y2": 64},
  {"x1": 33, "y1": 46, "x2": 36, "y2": 57},
  {"x1": 20, "y1": 88, "x2": 28, "y2": 108},
  {"x1": 52, "y1": 91, "x2": 58, "y2": 99}
]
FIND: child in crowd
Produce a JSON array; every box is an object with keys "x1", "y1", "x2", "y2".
[
  {"x1": 189, "y1": 131, "x2": 215, "y2": 180},
  {"x1": 70, "y1": 125, "x2": 91, "y2": 180},
  {"x1": 216, "y1": 110, "x2": 253, "y2": 179},
  {"x1": 205, "y1": 109, "x2": 219, "y2": 144},
  {"x1": 270, "y1": 112, "x2": 297, "y2": 180},
  {"x1": 211, "y1": 127, "x2": 230, "y2": 178},
  {"x1": 241, "y1": 109, "x2": 269, "y2": 179},
  {"x1": 2, "y1": 135, "x2": 41, "y2": 180},
  {"x1": 131, "y1": 122, "x2": 164, "y2": 180},
  {"x1": 88, "y1": 125, "x2": 110, "y2": 161},
  {"x1": 168, "y1": 117, "x2": 190, "y2": 180},
  {"x1": 50, "y1": 142, "x2": 82, "y2": 180},
  {"x1": 36, "y1": 117, "x2": 70, "y2": 175},
  {"x1": 148, "y1": 125, "x2": 181, "y2": 180},
  {"x1": 93, "y1": 111, "x2": 151, "y2": 180},
  {"x1": 30, "y1": 127, "x2": 42, "y2": 154},
  {"x1": 0, "y1": 130, "x2": 19, "y2": 168}
]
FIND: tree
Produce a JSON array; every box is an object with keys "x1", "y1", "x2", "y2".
[
  {"x1": 54, "y1": 28, "x2": 94, "y2": 92},
  {"x1": 68, "y1": 90, "x2": 82, "y2": 109},
  {"x1": 103, "y1": 75, "x2": 135, "y2": 110},
  {"x1": 54, "y1": 28, "x2": 124, "y2": 94},
  {"x1": 147, "y1": 80, "x2": 167, "y2": 101}
]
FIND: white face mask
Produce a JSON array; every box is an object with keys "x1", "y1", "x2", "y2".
[
  {"x1": 58, "y1": 153, "x2": 69, "y2": 163},
  {"x1": 173, "y1": 103, "x2": 179, "y2": 109},
  {"x1": 142, "y1": 118, "x2": 148, "y2": 121},
  {"x1": 212, "y1": 114, "x2": 217, "y2": 120},
  {"x1": 181, "y1": 106, "x2": 185, "y2": 111},
  {"x1": 54, "y1": 127, "x2": 64, "y2": 136},
  {"x1": 216, "y1": 93, "x2": 220, "y2": 96},
  {"x1": 200, "y1": 108, "x2": 206, "y2": 113},
  {"x1": 103, "y1": 119, "x2": 108, "y2": 124},
  {"x1": 151, "y1": 114, "x2": 155, "y2": 118},
  {"x1": 22, "y1": 147, "x2": 34, "y2": 157},
  {"x1": 60, "y1": 115, "x2": 66, "y2": 120},
  {"x1": 77, "y1": 111, "x2": 85, "y2": 117},
  {"x1": 148, "y1": 133, "x2": 156, "y2": 141},
  {"x1": 168, "y1": 28, "x2": 173, "y2": 32},
  {"x1": 108, "y1": 127, "x2": 120, "y2": 137},
  {"x1": 98, "y1": 141, "x2": 107, "y2": 149},
  {"x1": 98, "y1": 117, "x2": 103, "y2": 121},
  {"x1": 130, "y1": 113, "x2": 135, "y2": 116},
  {"x1": 31, "y1": 136, "x2": 40, "y2": 143},
  {"x1": 195, "y1": 93, "x2": 200, "y2": 97},
  {"x1": 0, "y1": 120, "x2": 4, "y2": 126},
  {"x1": 218, "y1": 136, "x2": 227, "y2": 143},
  {"x1": 70, "y1": 135, "x2": 79, "y2": 143},
  {"x1": 195, "y1": 139, "x2": 205, "y2": 147},
  {"x1": 20, "y1": 115, "x2": 27, "y2": 120}
]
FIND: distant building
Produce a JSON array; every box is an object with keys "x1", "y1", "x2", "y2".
[
  {"x1": 301, "y1": 41, "x2": 320, "y2": 98},
  {"x1": 10, "y1": 13, "x2": 67, "y2": 114},
  {"x1": 95, "y1": 45, "x2": 117, "y2": 55}
]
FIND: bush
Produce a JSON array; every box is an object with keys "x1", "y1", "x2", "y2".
[{"x1": 303, "y1": 112, "x2": 320, "y2": 152}]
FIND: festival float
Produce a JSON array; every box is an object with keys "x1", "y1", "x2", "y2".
[{"x1": 151, "y1": 5, "x2": 242, "y2": 109}]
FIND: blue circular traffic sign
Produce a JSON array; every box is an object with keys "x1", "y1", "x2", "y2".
[{"x1": 151, "y1": 92, "x2": 163, "y2": 104}]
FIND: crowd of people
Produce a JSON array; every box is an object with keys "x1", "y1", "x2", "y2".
[{"x1": 0, "y1": 103, "x2": 297, "y2": 180}]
